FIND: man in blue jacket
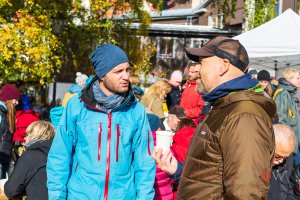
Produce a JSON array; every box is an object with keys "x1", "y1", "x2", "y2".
[{"x1": 47, "y1": 44, "x2": 155, "y2": 200}]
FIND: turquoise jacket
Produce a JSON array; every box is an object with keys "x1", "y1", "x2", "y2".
[
  {"x1": 274, "y1": 78, "x2": 300, "y2": 151},
  {"x1": 47, "y1": 76, "x2": 155, "y2": 200}
]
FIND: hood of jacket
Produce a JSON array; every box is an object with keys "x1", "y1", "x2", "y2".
[
  {"x1": 0, "y1": 101, "x2": 7, "y2": 123},
  {"x1": 50, "y1": 106, "x2": 64, "y2": 127},
  {"x1": 0, "y1": 101, "x2": 7, "y2": 111},
  {"x1": 68, "y1": 83, "x2": 82, "y2": 94},
  {"x1": 80, "y1": 75, "x2": 136, "y2": 112},
  {"x1": 213, "y1": 90, "x2": 276, "y2": 119},
  {"x1": 278, "y1": 78, "x2": 297, "y2": 93},
  {"x1": 27, "y1": 139, "x2": 53, "y2": 155}
]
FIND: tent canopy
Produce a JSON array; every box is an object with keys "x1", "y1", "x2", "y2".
[{"x1": 233, "y1": 9, "x2": 300, "y2": 72}]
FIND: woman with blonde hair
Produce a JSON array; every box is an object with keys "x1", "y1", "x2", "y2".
[
  {"x1": 141, "y1": 80, "x2": 171, "y2": 118},
  {"x1": 5, "y1": 120, "x2": 55, "y2": 200},
  {"x1": 0, "y1": 84, "x2": 21, "y2": 179}
]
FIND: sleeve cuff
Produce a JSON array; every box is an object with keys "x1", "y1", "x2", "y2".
[{"x1": 169, "y1": 162, "x2": 184, "y2": 182}]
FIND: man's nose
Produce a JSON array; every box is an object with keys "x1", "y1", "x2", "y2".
[{"x1": 122, "y1": 71, "x2": 130, "y2": 80}]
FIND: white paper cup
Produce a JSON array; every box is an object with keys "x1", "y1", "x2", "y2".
[{"x1": 156, "y1": 131, "x2": 174, "y2": 153}]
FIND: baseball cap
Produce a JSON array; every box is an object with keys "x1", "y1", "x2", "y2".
[
  {"x1": 169, "y1": 105, "x2": 186, "y2": 119},
  {"x1": 185, "y1": 36, "x2": 249, "y2": 73}
]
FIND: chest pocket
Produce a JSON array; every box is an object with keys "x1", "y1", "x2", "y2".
[
  {"x1": 189, "y1": 124, "x2": 221, "y2": 161},
  {"x1": 183, "y1": 123, "x2": 222, "y2": 181},
  {"x1": 285, "y1": 96, "x2": 298, "y2": 127},
  {"x1": 115, "y1": 124, "x2": 135, "y2": 176},
  {"x1": 274, "y1": 88, "x2": 298, "y2": 126}
]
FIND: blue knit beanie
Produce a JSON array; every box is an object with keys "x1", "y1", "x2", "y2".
[{"x1": 90, "y1": 44, "x2": 129, "y2": 78}]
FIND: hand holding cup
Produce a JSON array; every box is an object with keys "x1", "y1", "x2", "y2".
[{"x1": 152, "y1": 147, "x2": 178, "y2": 175}]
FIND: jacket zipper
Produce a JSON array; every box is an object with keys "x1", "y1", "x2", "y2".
[
  {"x1": 75, "y1": 163, "x2": 78, "y2": 172},
  {"x1": 147, "y1": 131, "x2": 151, "y2": 155},
  {"x1": 98, "y1": 123, "x2": 102, "y2": 162},
  {"x1": 116, "y1": 124, "x2": 120, "y2": 162},
  {"x1": 104, "y1": 113, "x2": 112, "y2": 200}
]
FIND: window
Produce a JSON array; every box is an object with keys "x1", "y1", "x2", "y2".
[
  {"x1": 186, "y1": 16, "x2": 193, "y2": 25},
  {"x1": 193, "y1": 40, "x2": 200, "y2": 48},
  {"x1": 157, "y1": 38, "x2": 176, "y2": 58},
  {"x1": 208, "y1": 14, "x2": 223, "y2": 29},
  {"x1": 191, "y1": 39, "x2": 209, "y2": 48},
  {"x1": 275, "y1": 3, "x2": 279, "y2": 16}
]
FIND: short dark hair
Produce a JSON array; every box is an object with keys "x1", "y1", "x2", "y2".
[{"x1": 176, "y1": 118, "x2": 196, "y2": 131}]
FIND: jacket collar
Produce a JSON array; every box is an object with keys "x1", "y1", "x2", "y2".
[
  {"x1": 202, "y1": 74, "x2": 260, "y2": 103},
  {"x1": 163, "y1": 118, "x2": 173, "y2": 132},
  {"x1": 213, "y1": 90, "x2": 276, "y2": 119},
  {"x1": 0, "y1": 101, "x2": 7, "y2": 112},
  {"x1": 186, "y1": 80, "x2": 197, "y2": 85},
  {"x1": 278, "y1": 78, "x2": 297, "y2": 93}
]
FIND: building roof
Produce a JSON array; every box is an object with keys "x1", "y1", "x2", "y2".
[
  {"x1": 130, "y1": 22, "x2": 235, "y2": 37},
  {"x1": 149, "y1": 8, "x2": 195, "y2": 19},
  {"x1": 148, "y1": 7, "x2": 208, "y2": 20}
]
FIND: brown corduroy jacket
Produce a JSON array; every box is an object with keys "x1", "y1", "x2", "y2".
[{"x1": 177, "y1": 90, "x2": 276, "y2": 200}]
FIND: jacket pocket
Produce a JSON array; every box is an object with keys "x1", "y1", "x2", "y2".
[
  {"x1": 116, "y1": 124, "x2": 120, "y2": 162},
  {"x1": 285, "y1": 106, "x2": 298, "y2": 128},
  {"x1": 115, "y1": 124, "x2": 131, "y2": 176},
  {"x1": 68, "y1": 165, "x2": 102, "y2": 198},
  {"x1": 147, "y1": 130, "x2": 151, "y2": 155},
  {"x1": 98, "y1": 123, "x2": 102, "y2": 162}
]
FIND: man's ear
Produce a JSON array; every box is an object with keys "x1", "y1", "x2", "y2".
[{"x1": 219, "y1": 59, "x2": 230, "y2": 76}]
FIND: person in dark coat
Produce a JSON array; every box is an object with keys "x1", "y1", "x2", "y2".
[
  {"x1": 268, "y1": 124, "x2": 297, "y2": 200},
  {"x1": 0, "y1": 84, "x2": 21, "y2": 179},
  {"x1": 4, "y1": 120, "x2": 55, "y2": 200},
  {"x1": 290, "y1": 164, "x2": 300, "y2": 199}
]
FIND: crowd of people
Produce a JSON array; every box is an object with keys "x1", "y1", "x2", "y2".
[{"x1": 0, "y1": 36, "x2": 300, "y2": 200}]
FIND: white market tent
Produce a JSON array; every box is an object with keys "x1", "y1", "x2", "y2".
[{"x1": 233, "y1": 9, "x2": 300, "y2": 76}]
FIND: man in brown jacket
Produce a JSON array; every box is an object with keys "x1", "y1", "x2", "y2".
[{"x1": 153, "y1": 36, "x2": 276, "y2": 199}]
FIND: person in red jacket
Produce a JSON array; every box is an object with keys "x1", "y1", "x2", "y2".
[
  {"x1": 171, "y1": 118, "x2": 196, "y2": 162},
  {"x1": 180, "y1": 63, "x2": 205, "y2": 124},
  {"x1": 13, "y1": 96, "x2": 39, "y2": 160},
  {"x1": 13, "y1": 110, "x2": 39, "y2": 144},
  {"x1": 170, "y1": 118, "x2": 196, "y2": 200}
]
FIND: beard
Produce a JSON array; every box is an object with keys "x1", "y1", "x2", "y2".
[{"x1": 196, "y1": 80, "x2": 207, "y2": 95}]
